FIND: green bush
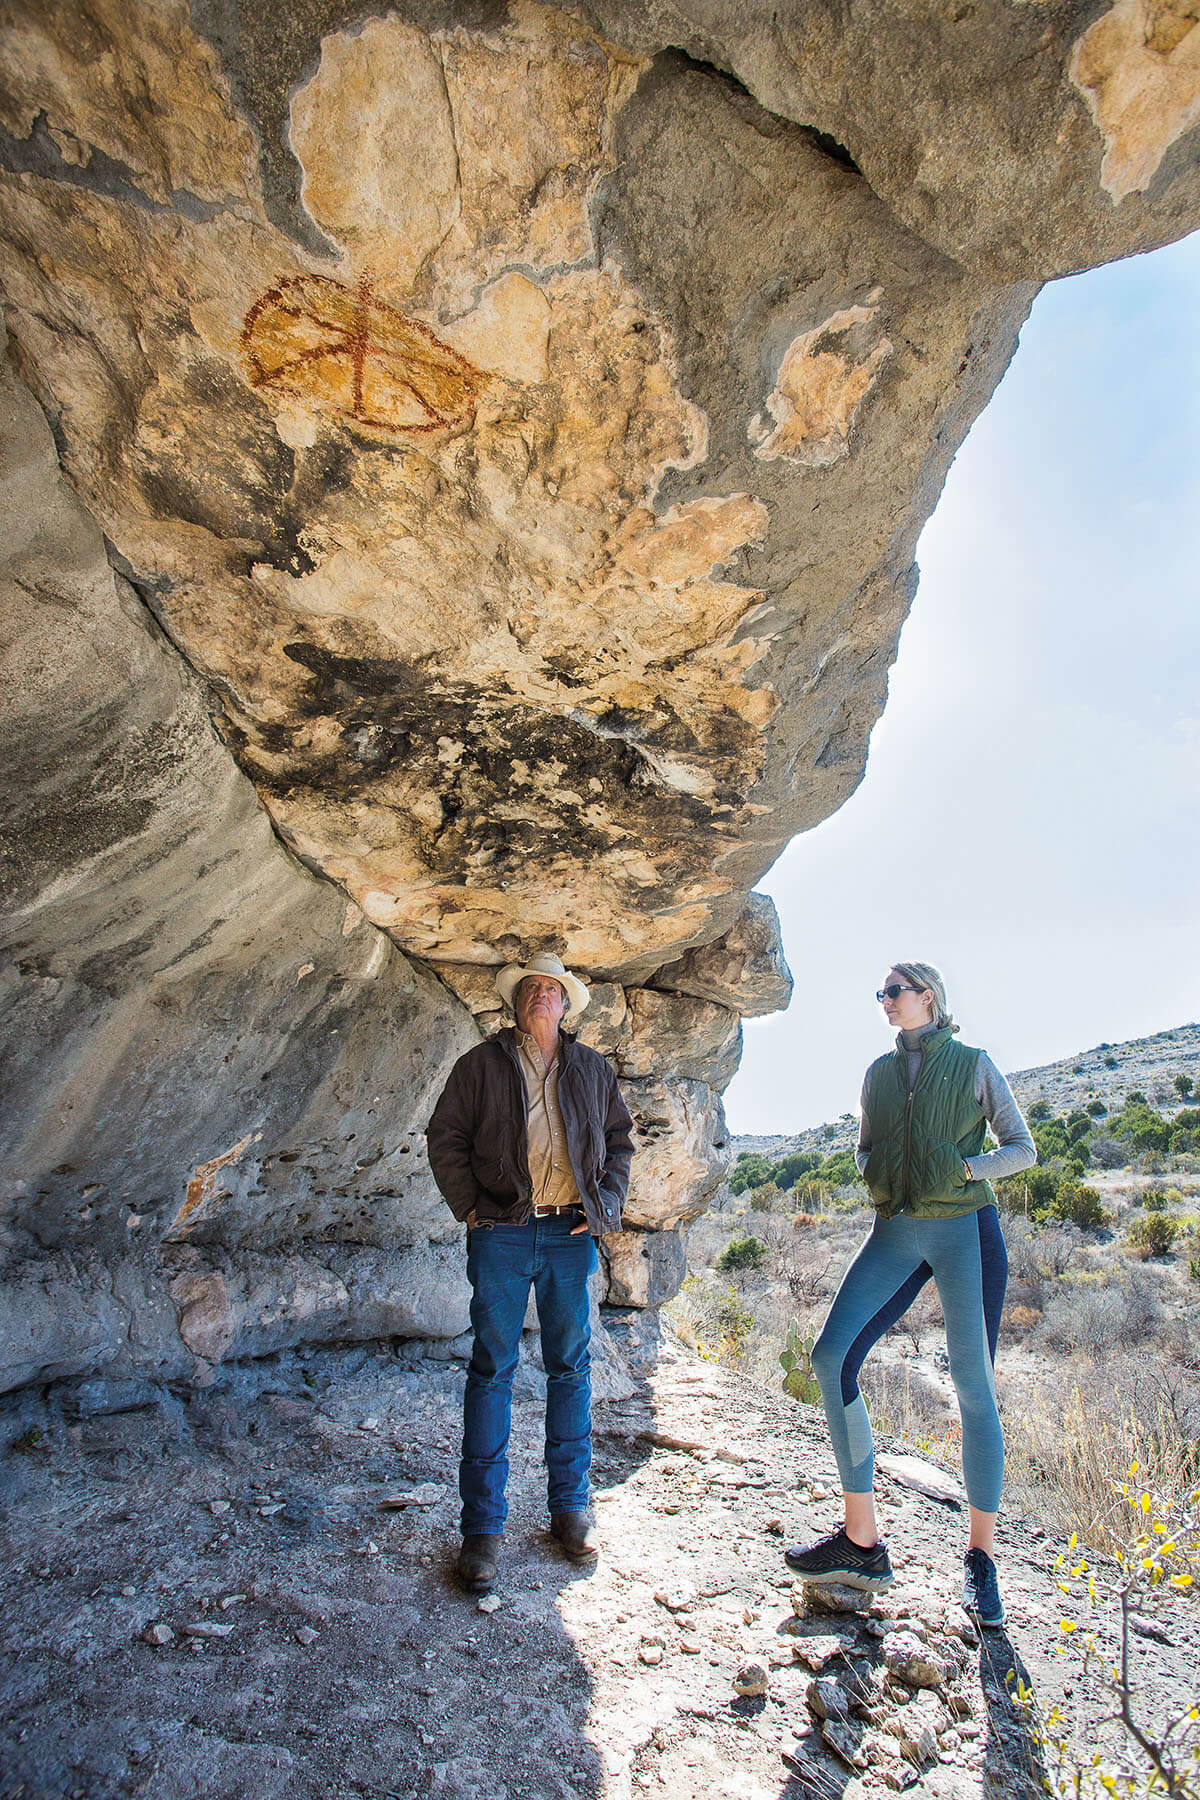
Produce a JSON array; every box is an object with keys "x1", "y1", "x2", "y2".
[
  {"x1": 1086, "y1": 1099, "x2": 1108, "y2": 1117},
  {"x1": 1067, "y1": 1114, "x2": 1092, "y2": 1143},
  {"x1": 716, "y1": 1234, "x2": 768, "y2": 1273},
  {"x1": 1027, "y1": 1099, "x2": 1052, "y2": 1122},
  {"x1": 1033, "y1": 1118, "x2": 1073, "y2": 1159},
  {"x1": 1006, "y1": 1164, "x2": 1064, "y2": 1216},
  {"x1": 1174, "y1": 1073, "x2": 1194, "y2": 1100},
  {"x1": 775, "y1": 1151, "x2": 820, "y2": 1189},
  {"x1": 1142, "y1": 1188, "x2": 1168, "y2": 1212},
  {"x1": 817, "y1": 1149, "x2": 861, "y2": 1186},
  {"x1": 1049, "y1": 1181, "x2": 1106, "y2": 1230},
  {"x1": 1126, "y1": 1089, "x2": 1147, "y2": 1106},
  {"x1": 1102, "y1": 1054, "x2": 1118, "y2": 1068},
  {"x1": 1127, "y1": 1213, "x2": 1179, "y2": 1256},
  {"x1": 1111, "y1": 1103, "x2": 1171, "y2": 1154},
  {"x1": 729, "y1": 1153, "x2": 774, "y2": 1195}
]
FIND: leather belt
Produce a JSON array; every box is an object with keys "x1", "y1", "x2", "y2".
[{"x1": 531, "y1": 1202, "x2": 580, "y2": 1217}]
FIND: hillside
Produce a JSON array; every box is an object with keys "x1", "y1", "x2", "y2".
[{"x1": 732, "y1": 1020, "x2": 1200, "y2": 1161}]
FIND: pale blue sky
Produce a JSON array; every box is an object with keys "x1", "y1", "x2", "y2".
[{"x1": 727, "y1": 230, "x2": 1200, "y2": 1134}]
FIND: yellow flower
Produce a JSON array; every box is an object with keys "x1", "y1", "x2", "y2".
[{"x1": 1059, "y1": 1619, "x2": 1077, "y2": 1633}]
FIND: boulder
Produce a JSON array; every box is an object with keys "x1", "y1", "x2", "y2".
[
  {"x1": 601, "y1": 1226, "x2": 689, "y2": 1308},
  {"x1": 618, "y1": 989, "x2": 742, "y2": 1088},
  {"x1": 650, "y1": 895, "x2": 794, "y2": 1018}
]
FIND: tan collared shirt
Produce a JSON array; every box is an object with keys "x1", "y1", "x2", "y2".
[{"x1": 516, "y1": 1030, "x2": 582, "y2": 1210}]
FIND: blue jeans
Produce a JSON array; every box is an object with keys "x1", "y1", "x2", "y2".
[{"x1": 460, "y1": 1213, "x2": 598, "y2": 1534}]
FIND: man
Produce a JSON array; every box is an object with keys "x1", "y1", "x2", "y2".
[{"x1": 426, "y1": 952, "x2": 635, "y2": 1594}]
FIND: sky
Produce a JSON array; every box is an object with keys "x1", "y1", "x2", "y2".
[{"x1": 725, "y1": 229, "x2": 1200, "y2": 1135}]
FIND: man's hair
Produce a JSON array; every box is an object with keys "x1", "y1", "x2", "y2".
[{"x1": 890, "y1": 960, "x2": 957, "y2": 1032}]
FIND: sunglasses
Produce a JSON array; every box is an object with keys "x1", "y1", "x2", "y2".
[{"x1": 876, "y1": 984, "x2": 922, "y2": 1002}]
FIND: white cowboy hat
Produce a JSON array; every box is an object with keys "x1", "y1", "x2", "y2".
[{"x1": 494, "y1": 952, "x2": 590, "y2": 1023}]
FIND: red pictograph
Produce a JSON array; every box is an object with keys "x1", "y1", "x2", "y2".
[{"x1": 241, "y1": 272, "x2": 485, "y2": 438}]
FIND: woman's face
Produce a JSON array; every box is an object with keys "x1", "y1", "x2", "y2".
[{"x1": 880, "y1": 968, "x2": 935, "y2": 1033}]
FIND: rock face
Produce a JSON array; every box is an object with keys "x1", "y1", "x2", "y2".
[{"x1": 0, "y1": 0, "x2": 1196, "y2": 1392}]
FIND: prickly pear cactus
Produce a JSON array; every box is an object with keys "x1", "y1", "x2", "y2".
[{"x1": 780, "y1": 1322, "x2": 822, "y2": 1405}]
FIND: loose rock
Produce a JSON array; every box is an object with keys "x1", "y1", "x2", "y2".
[
  {"x1": 882, "y1": 1631, "x2": 953, "y2": 1689},
  {"x1": 732, "y1": 1660, "x2": 768, "y2": 1696}
]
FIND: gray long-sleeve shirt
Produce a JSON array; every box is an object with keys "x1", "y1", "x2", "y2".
[{"x1": 854, "y1": 1027, "x2": 1036, "y2": 1185}]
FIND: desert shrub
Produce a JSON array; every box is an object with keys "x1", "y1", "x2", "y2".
[
  {"x1": 1086, "y1": 1098, "x2": 1107, "y2": 1117},
  {"x1": 1049, "y1": 1180, "x2": 1106, "y2": 1230},
  {"x1": 1001, "y1": 1303, "x2": 1043, "y2": 1336},
  {"x1": 1088, "y1": 1133, "x2": 1128, "y2": 1170},
  {"x1": 1126, "y1": 1089, "x2": 1147, "y2": 1106},
  {"x1": 817, "y1": 1148, "x2": 860, "y2": 1186},
  {"x1": 1004, "y1": 1163, "x2": 1063, "y2": 1216},
  {"x1": 748, "y1": 1183, "x2": 783, "y2": 1212},
  {"x1": 1033, "y1": 1117, "x2": 1072, "y2": 1159},
  {"x1": 1111, "y1": 1102, "x2": 1171, "y2": 1154},
  {"x1": 1028, "y1": 1099, "x2": 1052, "y2": 1122},
  {"x1": 1170, "y1": 1107, "x2": 1200, "y2": 1153},
  {"x1": 729, "y1": 1153, "x2": 774, "y2": 1195},
  {"x1": 1175, "y1": 1072, "x2": 1195, "y2": 1100},
  {"x1": 1037, "y1": 1267, "x2": 1163, "y2": 1358},
  {"x1": 1127, "y1": 1212, "x2": 1179, "y2": 1257},
  {"x1": 775, "y1": 1151, "x2": 820, "y2": 1189},
  {"x1": 668, "y1": 1276, "x2": 756, "y2": 1362},
  {"x1": 1005, "y1": 1362, "x2": 1200, "y2": 1561},
  {"x1": 1103, "y1": 1054, "x2": 1118, "y2": 1068},
  {"x1": 1066, "y1": 1113, "x2": 1092, "y2": 1143},
  {"x1": 1142, "y1": 1187, "x2": 1168, "y2": 1211},
  {"x1": 716, "y1": 1234, "x2": 767, "y2": 1273}
]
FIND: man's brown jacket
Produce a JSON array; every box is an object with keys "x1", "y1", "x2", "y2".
[{"x1": 426, "y1": 1028, "x2": 634, "y2": 1237}]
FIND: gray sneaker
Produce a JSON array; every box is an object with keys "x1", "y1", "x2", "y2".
[
  {"x1": 784, "y1": 1526, "x2": 894, "y2": 1591},
  {"x1": 962, "y1": 1547, "x2": 1005, "y2": 1627}
]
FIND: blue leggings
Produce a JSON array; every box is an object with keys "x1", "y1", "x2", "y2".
[{"x1": 811, "y1": 1206, "x2": 1008, "y2": 1513}]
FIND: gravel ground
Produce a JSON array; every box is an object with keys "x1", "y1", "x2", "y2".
[{"x1": 2, "y1": 1326, "x2": 1197, "y2": 1800}]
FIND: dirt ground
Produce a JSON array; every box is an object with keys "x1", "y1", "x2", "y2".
[{"x1": 3, "y1": 1325, "x2": 1197, "y2": 1800}]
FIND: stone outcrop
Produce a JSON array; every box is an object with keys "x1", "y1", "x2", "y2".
[{"x1": 0, "y1": 0, "x2": 1196, "y2": 1392}]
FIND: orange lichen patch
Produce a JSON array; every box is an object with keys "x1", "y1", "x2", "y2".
[
  {"x1": 752, "y1": 306, "x2": 892, "y2": 468},
  {"x1": 614, "y1": 494, "x2": 769, "y2": 587},
  {"x1": 169, "y1": 1133, "x2": 255, "y2": 1238},
  {"x1": 1070, "y1": 0, "x2": 1200, "y2": 200},
  {"x1": 241, "y1": 273, "x2": 486, "y2": 439},
  {"x1": 753, "y1": 305, "x2": 893, "y2": 468}
]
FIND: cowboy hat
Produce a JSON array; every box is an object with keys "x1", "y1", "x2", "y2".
[{"x1": 494, "y1": 952, "x2": 590, "y2": 1023}]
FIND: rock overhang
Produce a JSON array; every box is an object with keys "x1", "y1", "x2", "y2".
[{"x1": 0, "y1": 0, "x2": 1197, "y2": 1391}]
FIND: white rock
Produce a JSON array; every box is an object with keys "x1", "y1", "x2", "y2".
[
  {"x1": 378, "y1": 1483, "x2": 445, "y2": 1508},
  {"x1": 142, "y1": 1622, "x2": 174, "y2": 1646},
  {"x1": 294, "y1": 1625, "x2": 319, "y2": 1645},
  {"x1": 207, "y1": 1499, "x2": 231, "y2": 1515},
  {"x1": 477, "y1": 1594, "x2": 502, "y2": 1614},
  {"x1": 792, "y1": 1633, "x2": 845, "y2": 1670},
  {"x1": 882, "y1": 1631, "x2": 952, "y2": 1689},
  {"x1": 183, "y1": 1621, "x2": 234, "y2": 1639}
]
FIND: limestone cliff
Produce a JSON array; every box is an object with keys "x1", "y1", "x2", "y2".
[{"x1": 1, "y1": 0, "x2": 1196, "y2": 1392}]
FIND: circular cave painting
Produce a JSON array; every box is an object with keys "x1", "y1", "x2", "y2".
[{"x1": 242, "y1": 273, "x2": 485, "y2": 438}]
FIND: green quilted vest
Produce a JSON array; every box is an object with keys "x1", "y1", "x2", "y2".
[{"x1": 861, "y1": 1026, "x2": 996, "y2": 1220}]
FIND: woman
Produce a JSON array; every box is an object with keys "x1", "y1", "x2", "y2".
[{"x1": 785, "y1": 962, "x2": 1035, "y2": 1627}]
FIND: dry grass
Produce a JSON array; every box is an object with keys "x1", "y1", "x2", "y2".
[{"x1": 1005, "y1": 1365, "x2": 1200, "y2": 1558}]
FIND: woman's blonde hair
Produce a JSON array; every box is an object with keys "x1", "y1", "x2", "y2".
[{"x1": 891, "y1": 961, "x2": 957, "y2": 1032}]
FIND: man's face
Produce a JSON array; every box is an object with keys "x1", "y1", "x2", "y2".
[{"x1": 514, "y1": 975, "x2": 568, "y2": 1035}]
